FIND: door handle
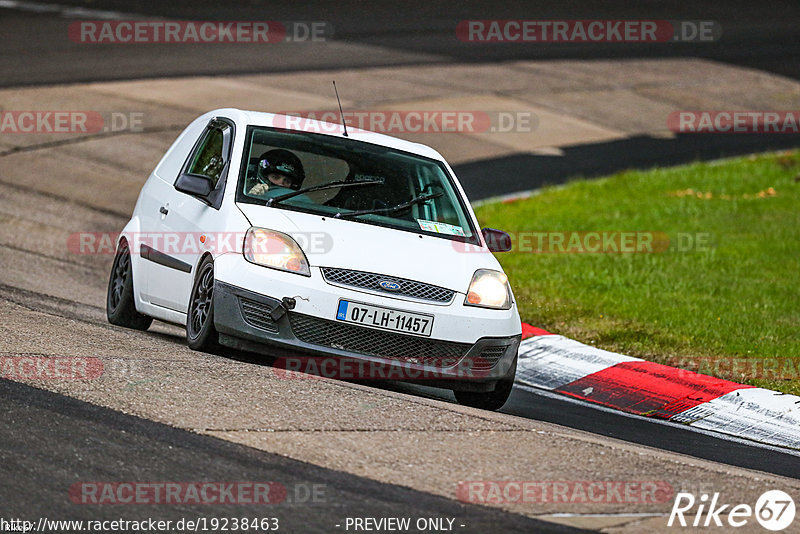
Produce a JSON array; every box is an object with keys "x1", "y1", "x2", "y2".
[{"x1": 159, "y1": 206, "x2": 169, "y2": 216}]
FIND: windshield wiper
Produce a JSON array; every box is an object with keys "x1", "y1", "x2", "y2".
[
  {"x1": 265, "y1": 179, "x2": 383, "y2": 207},
  {"x1": 334, "y1": 192, "x2": 443, "y2": 219}
]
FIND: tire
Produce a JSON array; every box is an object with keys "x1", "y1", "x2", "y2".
[
  {"x1": 106, "y1": 240, "x2": 153, "y2": 331},
  {"x1": 186, "y1": 256, "x2": 219, "y2": 351},
  {"x1": 453, "y1": 355, "x2": 517, "y2": 411}
]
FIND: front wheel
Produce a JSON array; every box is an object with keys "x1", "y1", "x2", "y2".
[
  {"x1": 186, "y1": 256, "x2": 219, "y2": 351},
  {"x1": 453, "y1": 355, "x2": 517, "y2": 411},
  {"x1": 106, "y1": 239, "x2": 152, "y2": 331}
]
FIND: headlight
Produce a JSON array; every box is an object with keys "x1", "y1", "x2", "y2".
[
  {"x1": 243, "y1": 227, "x2": 310, "y2": 277},
  {"x1": 464, "y1": 269, "x2": 511, "y2": 310}
]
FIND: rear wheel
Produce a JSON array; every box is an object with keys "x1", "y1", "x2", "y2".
[
  {"x1": 106, "y1": 240, "x2": 152, "y2": 330},
  {"x1": 187, "y1": 256, "x2": 219, "y2": 351},
  {"x1": 453, "y1": 355, "x2": 517, "y2": 411}
]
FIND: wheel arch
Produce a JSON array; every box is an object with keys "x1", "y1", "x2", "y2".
[
  {"x1": 115, "y1": 218, "x2": 147, "y2": 313},
  {"x1": 192, "y1": 251, "x2": 215, "y2": 281}
]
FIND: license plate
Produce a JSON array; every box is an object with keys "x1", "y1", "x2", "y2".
[{"x1": 336, "y1": 300, "x2": 434, "y2": 337}]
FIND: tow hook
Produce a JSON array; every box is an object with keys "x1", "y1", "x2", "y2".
[{"x1": 269, "y1": 297, "x2": 297, "y2": 322}]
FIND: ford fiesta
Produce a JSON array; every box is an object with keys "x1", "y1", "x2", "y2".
[{"x1": 106, "y1": 108, "x2": 521, "y2": 410}]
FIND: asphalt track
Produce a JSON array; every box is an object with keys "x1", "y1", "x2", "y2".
[
  {"x1": 141, "y1": 334, "x2": 800, "y2": 480},
  {"x1": 3, "y1": 0, "x2": 800, "y2": 85},
  {"x1": 1, "y1": 378, "x2": 585, "y2": 533},
  {"x1": 3, "y1": 1, "x2": 800, "y2": 198}
]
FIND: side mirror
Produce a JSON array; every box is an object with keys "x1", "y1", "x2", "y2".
[
  {"x1": 482, "y1": 228, "x2": 512, "y2": 252},
  {"x1": 175, "y1": 174, "x2": 213, "y2": 198}
]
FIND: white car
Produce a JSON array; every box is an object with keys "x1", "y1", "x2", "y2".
[{"x1": 107, "y1": 108, "x2": 521, "y2": 410}]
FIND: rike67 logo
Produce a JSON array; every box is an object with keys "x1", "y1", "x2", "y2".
[{"x1": 668, "y1": 490, "x2": 795, "y2": 531}]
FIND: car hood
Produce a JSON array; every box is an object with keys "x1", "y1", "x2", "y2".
[{"x1": 236, "y1": 203, "x2": 501, "y2": 293}]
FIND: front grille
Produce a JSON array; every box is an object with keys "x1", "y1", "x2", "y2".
[
  {"x1": 239, "y1": 298, "x2": 279, "y2": 333},
  {"x1": 289, "y1": 313, "x2": 470, "y2": 367},
  {"x1": 320, "y1": 267, "x2": 455, "y2": 303},
  {"x1": 470, "y1": 345, "x2": 508, "y2": 370}
]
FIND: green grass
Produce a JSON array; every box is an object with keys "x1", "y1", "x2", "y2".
[{"x1": 474, "y1": 150, "x2": 800, "y2": 395}]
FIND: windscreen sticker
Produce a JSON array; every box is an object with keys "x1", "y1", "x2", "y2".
[{"x1": 417, "y1": 219, "x2": 466, "y2": 236}]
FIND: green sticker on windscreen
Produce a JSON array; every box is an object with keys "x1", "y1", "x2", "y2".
[{"x1": 417, "y1": 219, "x2": 466, "y2": 236}]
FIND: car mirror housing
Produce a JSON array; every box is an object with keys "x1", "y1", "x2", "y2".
[
  {"x1": 175, "y1": 173, "x2": 213, "y2": 198},
  {"x1": 482, "y1": 227, "x2": 513, "y2": 252}
]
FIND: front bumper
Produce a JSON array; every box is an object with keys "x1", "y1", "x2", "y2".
[{"x1": 213, "y1": 280, "x2": 520, "y2": 391}]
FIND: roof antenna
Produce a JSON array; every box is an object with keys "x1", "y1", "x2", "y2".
[{"x1": 332, "y1": 80, "x2": 349, "y2": 137}]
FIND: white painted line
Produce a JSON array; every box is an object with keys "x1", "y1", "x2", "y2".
[
  {"x1": 0, "y1": 0, "x2": 145, "y2": 20},
  {"x1": 517, "y1": 335, "x2": 639, "y2": 390},
  {"x1": 0, "y1": 0, "x2": 57, "y2": 13}
]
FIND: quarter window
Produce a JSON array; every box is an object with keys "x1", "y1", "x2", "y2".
[{"x1": 188, "y1": 127, "x2": 226, "y2": 187}]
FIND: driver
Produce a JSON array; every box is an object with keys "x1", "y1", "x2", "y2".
[{"x1": 248, "y1": 149, "x2": 312, "y2": 202}]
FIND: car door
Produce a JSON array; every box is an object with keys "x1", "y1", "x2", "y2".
[{"x1": 144, "y1": 118, "x2": 235, "y2": 314}]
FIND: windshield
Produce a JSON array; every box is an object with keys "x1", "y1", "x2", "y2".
[{"x1": 235, "y1": 126, "x2": 479, "y2": 243}]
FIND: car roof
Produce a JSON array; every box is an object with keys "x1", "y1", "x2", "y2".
[{"x1": 207, "y1": 108, "x2": 447, "y2": 162}]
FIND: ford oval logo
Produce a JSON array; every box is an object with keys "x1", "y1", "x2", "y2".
[{"x1": 379, "y1": 280, "x2": 401, "y2": 292}]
